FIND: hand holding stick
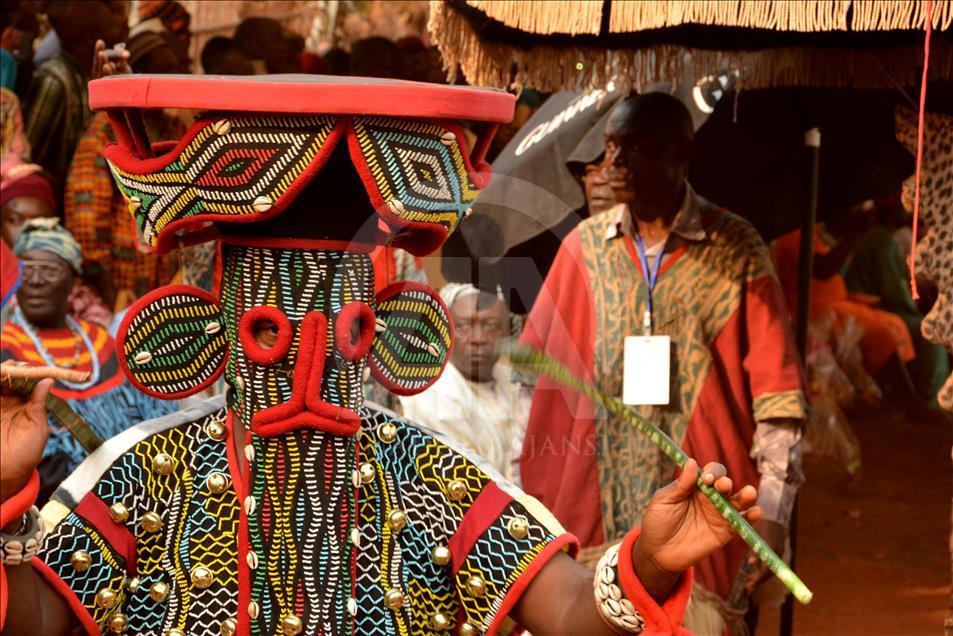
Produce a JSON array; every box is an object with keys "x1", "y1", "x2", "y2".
[
  {"x1": 505, "y1": 343, "x2": 813, "y2": 605},
  {"x1": 1, "y1": 363, "x2": 103, "y2": 453}
]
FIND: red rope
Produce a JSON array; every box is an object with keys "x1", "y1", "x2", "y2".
[{"x1": 910, "y1": 0, "x2": 933, "y2": 300}]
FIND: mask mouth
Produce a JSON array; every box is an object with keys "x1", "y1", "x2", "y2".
[{"x1": 243, "y1": 311, "x2": 363, "y2": 437}]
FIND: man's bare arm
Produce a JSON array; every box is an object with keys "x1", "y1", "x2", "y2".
[{"x1": 1, "y1": 563, "x2": 77, "y2": 636}]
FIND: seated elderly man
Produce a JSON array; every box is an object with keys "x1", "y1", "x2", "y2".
[
  {"x1": 0, "y1": 219, "x2": 175, "y2": 502},
  {"x1": 399, "y1": 283, "x2": 523, "y2": 481}
]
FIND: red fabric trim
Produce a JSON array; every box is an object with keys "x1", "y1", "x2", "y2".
[
  {"x1": 238, "y1": 306, "x2": 293, "y2": 366},
  {"x1": 448, "y1": 482, "x2": 512, "y2": 574},
  {"x1": 104, "y1": 116, "x2": 215, "y2": 174},
  {"x1": 116, "y1": 284, "x2": 227, "y2": 400},
  {"x1": 518, "y1": 228, "x2": 604, "y2": 549},
  {"x1": 250, "y1": 311, "x2": 360, "y2": 437},
  {"x1": 220, "y1": 236, "x2": 377, "y2": 253},
  {"x1": 31, "y1": 559, "x2": 100, "y2": 635},
  {"x1": 335, "y1": 302, "x2": 375, "y2": 361},
  {"x1": 89, "y1": 76, "x2": 516, "y2": 123},
  {"x1": 74, "y1": 494, "x2": 137, "y2": 574},
  {"x1": 0, "y1": 470, "x2": 38, "y2": 528},
  {"x1": 52, "y1": 371, "x2": 124, "y2": 401},
  {"x1": 0, "y1": 470, "x2": 38, "y2": 628},
  {"x1": 617, "y1": 527, "x2": 693, "y2": 636},
  {"x1": 486, "y1": 533, "x2": 578, "y2": 636},
  {"x1": 368, "y1": 281, "x2": 452, "y2": 396}
]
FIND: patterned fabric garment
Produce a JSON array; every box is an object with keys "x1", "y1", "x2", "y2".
[
  {"x1": 0, "y1": 314, "x2": 175, "y2": 481},
  {"x1": 34, "y1": 396, "x2": 574, "y2": 636},
  {"x1": 521, "y1": 203, "x2": 807, "y2": 599}
]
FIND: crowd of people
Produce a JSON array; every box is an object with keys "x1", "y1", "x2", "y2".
[{"x1": 0, "y1": 2, "x2": 948, "y2": 635}]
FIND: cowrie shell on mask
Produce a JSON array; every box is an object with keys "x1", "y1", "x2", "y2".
[
  {"x1": 204, "y1": 321, "x2": 222, "y2": 335},
  {"x1": 134, "y1": 351, "x2": 153, "y2": 364},
  {"x1": 252, "y1": 196, "x2": 273, "y2": 212},
  {"x1": 211, "y1": 119, "x2": 231, "y2": 135},
  {"x1": 375, "y1": 318, "x2": 387, "y2": 333}
]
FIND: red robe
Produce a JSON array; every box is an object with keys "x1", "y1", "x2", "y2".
[{"x1": 520, "y1": 206, "x2": 807, "y2": 599}]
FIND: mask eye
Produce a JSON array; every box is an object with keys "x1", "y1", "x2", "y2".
[
  {"x1": 239, "y1": 306, "x2": 292, "y2": 365},
  {"x1": 335, "y1": 302, "x2": 375, "y2": 361}
]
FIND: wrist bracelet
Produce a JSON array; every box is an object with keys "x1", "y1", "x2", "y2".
[
  {"x1": 593, "y1": 542, "x2": 645, "y2": 634},
  {"x1": 1, "y1": 505, "x2": 45, "y2": 565}
]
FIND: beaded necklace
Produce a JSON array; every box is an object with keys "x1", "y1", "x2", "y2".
[{"x1": 12, "y1": 306, "x2": 101, "y2": 390}]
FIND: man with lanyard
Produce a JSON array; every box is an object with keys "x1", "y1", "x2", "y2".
[{"x1": 521, "y1": 92, "x2": 807, "y2": 632}]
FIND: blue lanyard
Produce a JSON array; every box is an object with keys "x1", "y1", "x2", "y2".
[{"x1": 634, "y1": 233, "x2": 667, "y2": 334}]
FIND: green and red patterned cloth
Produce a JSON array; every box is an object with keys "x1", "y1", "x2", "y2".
[{"x1": 521, "y1": 192, "x2": 808, "y2": 600}]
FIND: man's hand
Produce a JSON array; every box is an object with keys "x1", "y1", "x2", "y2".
[
  {"x1": 743, "y1": 518, "x2": 787, "y2": 591},
  {"x1": 91, "y1": 39, "x2": 131, "y2": 80},
  {"x1": 633, "y1": 459, "x2": 761, "y2": 601},
  {"x1": 0, "y1": 377, "x2": 52, "y2": 505}
]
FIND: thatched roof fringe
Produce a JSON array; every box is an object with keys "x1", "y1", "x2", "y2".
[
  {"x1": 463, "y1": 1, "x2": 953, "y2": 35},
  {"x1": 430, "y1": 1, "x2": 953, "y2": 92}
]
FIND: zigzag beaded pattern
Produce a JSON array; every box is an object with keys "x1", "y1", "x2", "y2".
[
  {"x1": 220, "y1": 245, "x2": 374, "y2": 428},
  {"x1": 121, "y1": 289, "x2": 227, "y2": 396},
  {"x1": 247, "y1": 430, "x2": 356, "y2": 635},
  {"x1": 371, "y1": 287, "x2": 452, "y2": 392},
  {"x1": 108, "y1": 115, "x2": 336, "y2": 247},
  {"x1": 40, "y1": 405, "x2": 239, "y2": 635},
  {"x1": 354, "y1": 407, "x2": 563, "y2": 635},
  {"x1": 38, "y1": 512, "x2": 129, "y2": 628},
  {"x1": 353, "y1": 117, "x2": 479, "y2": 232}
]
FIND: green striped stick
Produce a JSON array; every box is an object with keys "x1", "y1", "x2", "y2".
[
  {"x1": 1, "y1": 370, "x2": 103, "y2": 454},
  {"x1": 506, "y1": 343, "x2": 813, "y2": 604}
]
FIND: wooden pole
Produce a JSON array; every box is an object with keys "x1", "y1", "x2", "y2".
[{"x1": 781, "y1": 126, "x2": 821, "y2": 636}]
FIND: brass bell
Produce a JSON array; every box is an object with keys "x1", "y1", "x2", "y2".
[
  {"x1": 507, "y1": 516, "x2": 530, "y2": 540},
  {"x1": 220, "y1": 617, "x2": 238, "y2": 636},
  {"x1": 108, "y1": 502, "x2": 129, "y2": 523},
  {"x1": 384, "y1": 588, "x2": 404, "y2": 609},
  {"x1": 70, "y1": 550, "x2": 92, "y2": 572},
  {"x1": 164, "y1": 630, "x2": 186, "y2": 636},
  {"x1": 281, "y1": 614, "x2": 304, "y2": 635},
  {"x1": 377, "y1": 421, "x2": 398, "y2": 443},
  {"x1": 447, "y1": 479, "x2": 467, "y2": 502},
  {"x1": 387, "y1": 509, "x2": 407, "y2": 532},
  {"x1": 206, "y1": 421, "x2": 228, "y2": 441},
  {"x1": 141, "y1": 512, "x2": 163, "y2": 533},
  {"x1": 359, "y1": 462, "x2": 376, "y2": 484},
  {"x1": 206, "y1": 472, "x2": 229, "y2": 494},
  {"x1": 431, "y1": 545, "x2": 451, "y2": 566},
  {"x1": 466, "y1": 575, "x2": 486, "y2": 597},
  {"x1": 125, "y1": 577, "x2": 140, "y2": 592},
  {"x1": 150, "y1": 581, "x2": 170, "y2": 603},
  {"x1": 107, "y1": 612, "x2": 128, "y2": 634},
  {"x1": 431, "y1": 612, "x2": 451, "y2": 631},
  {"x1": 152, "y1": 453, "x2": 174, "y2": 475},
  {"x1": 95, "y1": 588, "x2": 118, "y2": 609},
  {"x1": 191, "y1": 565, "x2": 213, "y2": 589},
  {"x1": 459, "y1": 622, "x2": 480, "y2": 636}
]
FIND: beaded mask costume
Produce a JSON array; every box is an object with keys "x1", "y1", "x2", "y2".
[{"x1": 32, "y1": 75, "x2": 577, "y2": 636}]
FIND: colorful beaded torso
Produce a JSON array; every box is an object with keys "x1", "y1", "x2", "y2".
[{"x1": 39, "y1": 397, "x2": 570, "y2": 635}]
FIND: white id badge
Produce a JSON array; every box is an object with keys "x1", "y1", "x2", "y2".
[{"x1": 623, "y1": 335, "x2": 671, "y2": 405}]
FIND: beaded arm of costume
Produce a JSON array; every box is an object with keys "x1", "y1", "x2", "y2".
[
  {"x1": 30, "y1": 396, "x2": 579, "y2": 636},
  {"x1": 594, "y1": 528, "x2": 694, "y2": 635}
]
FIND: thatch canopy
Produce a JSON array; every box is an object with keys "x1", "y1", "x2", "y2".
[{"x1": 429, "y1": 0, "x2": 953, "y2": 91}]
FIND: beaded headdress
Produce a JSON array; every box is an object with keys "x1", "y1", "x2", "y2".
[{"x1": 91, "y1": 74, "x2": 514, "y2": 433}]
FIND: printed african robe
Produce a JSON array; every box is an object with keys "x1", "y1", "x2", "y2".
[
  {"x1": 521, "y1": 206, "x2": 807, "y2": 599},
  {"x1": 33, "y1": 396, "x2": 576, "y2": 635}
]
